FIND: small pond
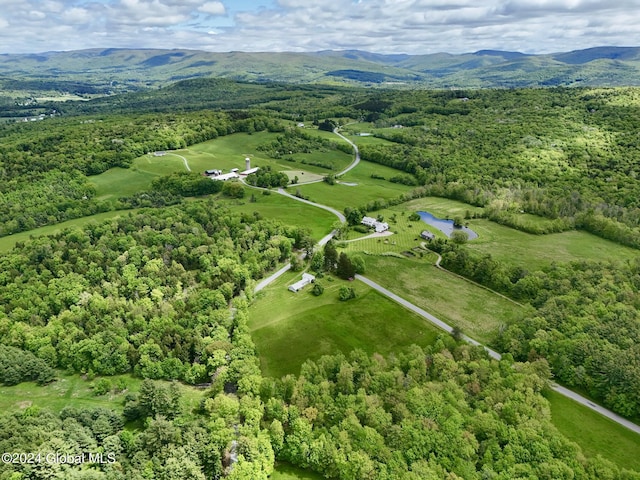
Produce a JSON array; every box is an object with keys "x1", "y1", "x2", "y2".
[{"x1": 418, "y1": 211, "x2": 478, "y2": 240}]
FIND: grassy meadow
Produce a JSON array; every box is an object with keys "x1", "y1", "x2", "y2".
[
  {"x1": 293, "y1": 160, "x2": 415, "y2": 211},
  {"x1": 248, "y1": 269, "x2": 442, "y2": 378},
  {"x1": 545, "y1": 390, "x2": 640, "y2": 472},
  {"x1": 219, "y1": 191, "x2": 337, "y2": 241},
  {"x1": 346, "y1": 197, "x2": 639, "y2": 271},
  {"x1": 358, "y1": 255, "x2": 527, "y2": 344},
  {"x1": 0, "y1": 373, "x2": 205, "y2": 417}
]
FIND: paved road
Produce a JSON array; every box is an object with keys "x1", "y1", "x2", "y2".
[
  {"x1": 255, "y1": 263, "x2": 292, "y2": 292},
  {"x1": 332, "y1": 127, "x2": 361, "y2": 175},
  {"x1": 252, "y1": 127, "x2": 640, "y2": 436},
  {"x1": 355, "y1": 274, "x2": 502, "y2": 361},
  {"x1": 551, "y1": 383, "x2": 640, "y2": 434},
  {"x1": 277, "y1": 188, "x2": 346, "y2": 223}
]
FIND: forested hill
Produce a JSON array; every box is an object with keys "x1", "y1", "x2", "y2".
[{"x1": 2, "y1": 46, "x2": 640, "y2": 95}]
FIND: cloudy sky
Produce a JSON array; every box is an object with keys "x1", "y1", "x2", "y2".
[{"x1": 1, "y1": 0, "x2": 638, "y2": 55}]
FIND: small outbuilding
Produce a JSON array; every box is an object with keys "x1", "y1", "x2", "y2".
[
  {"x1": 288, "y1": 273, "x2": 316, "y2": 293},
  {"x1": 420, "y1": 230, "x2": 435, "y2": 241}
]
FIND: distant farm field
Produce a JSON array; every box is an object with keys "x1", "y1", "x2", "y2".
[
  {"x1": 395, "y1": 197, "x2": 640, "y2": 270},
  {"x1": 90, "y1": 130, "x2": 354, "y2": 201},
  {"x1": 248, "y1": 270, "x2": 442, "y2": 378},
  {"x1": 293, "y1": 160, "x2": 414, "y2": 211},
  {"x1": 0, "y1": 209, "x2": 139, "y2": 253},
  {"x1": 359, "y1": 255, "x2": 527, "y2": 344},
  {"x1": 220, "y1": 191, "x2": 337, "y2": 241}
]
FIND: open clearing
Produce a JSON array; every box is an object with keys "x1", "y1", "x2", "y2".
[
  {"x1": 293, "y1": 160, "x2": 414, "y2": 211},
  {"x1": 0, "y1": 373, "x2": 204, "y2": 417},
  {"x1": 359, "y1": 255, "x2": 527, "y2": 344},
  {"x1": 89, "y1": 131, "x2": 353, "y2": 201},
  {"x1": 545, "y1": 389, "x2": 640, "y2": 472},
  {"x1": 0, "y1": 209, "x2": 139, "y2": 253},
  {"x1": 369, "y1": 197, "x2": 640, "y2": 271},
  {"x1": 248, "y1": 270, "x2": 442, "y2": 378},
  {"x1": 218, "y1": 192, "x2": 337, "y2": 241}
]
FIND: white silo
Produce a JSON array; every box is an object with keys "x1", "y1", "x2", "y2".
[{"x1": 245, "y1": 157, "x2": 251, "y2": 170}]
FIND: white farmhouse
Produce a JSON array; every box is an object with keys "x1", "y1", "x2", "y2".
[{"x1": 361, "y1": 216, "x2": 389, "y2": 233}]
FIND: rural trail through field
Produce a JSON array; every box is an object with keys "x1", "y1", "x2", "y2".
[
  {"x1": 332, "y1": 127, "x2": 361, "y2": 176},
  {"x1": 166, "y1": 152, "x2": 191, "y2": 172}
]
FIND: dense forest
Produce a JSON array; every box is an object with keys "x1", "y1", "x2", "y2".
[
  {"x1": 353, "y1": 88, "x2": 640, "y2": 246},
  {"x1": 1, "y1": 79, "x2": 640, "y2": 478}
]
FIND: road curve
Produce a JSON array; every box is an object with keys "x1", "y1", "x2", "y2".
[
  {"x1": 252, "y1": 128, "x2": 640, "y2": 436},
  {"x1": 277, "y1": 188, "x2": 346, "y2": 223},
  {"x1": 333, "y1": 127, "x2": 361, "y2": 176}
]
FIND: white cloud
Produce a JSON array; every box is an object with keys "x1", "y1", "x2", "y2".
[
  {"x1": 198, "y1": 1, "x2": 226, "y2": 16},
  {"x1": 1, "y1": 0, "x2": 640, "y2": 54}
]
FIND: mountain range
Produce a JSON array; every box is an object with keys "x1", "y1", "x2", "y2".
[{"x1": 1, "y1": 46, "x2": 640, "y2": 94}]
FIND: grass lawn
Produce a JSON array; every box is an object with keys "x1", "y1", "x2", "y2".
[
  {"x1": 468, "y1": 220, "x2": 639, "y2": 271},
  {"x1": 398, "y1": 197, "x2": 639, "y2": 271},
  {"x1": 219, "y1": 191, "x2": 337, "y2": 241},
  {"x1": 0, "y1": 373, "x2": 205, "y2": 418},
  {"x1": 270, "y1": 463, "x2": 324, "y2": 480},
  {"x1": 545, "y1": 389, "x2": 640, "y2": 472},
  {"x1": 293, "y1": 161, "x2": 413, "y2": 212},
  {"x1": 0, "y1": 210, "x2": 139, "y2": 254},
  {"x1": 0, "y1": 374, "x2": 143, "y2": 413},
  {"x1": 248, "y1": 270, "x2": 442, "y2": 378},
  {"x1": 359, "y1": 255, "x2": 527, "y2": 345}
]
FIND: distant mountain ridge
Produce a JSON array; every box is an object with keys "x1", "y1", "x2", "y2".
[{"x1": 1, "y1": 46, "x2": 640, "y2": 93}]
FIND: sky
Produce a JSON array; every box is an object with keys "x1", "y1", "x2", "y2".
[{"x1": 1, "y1": 0, "x2": 639, "y2": 55}]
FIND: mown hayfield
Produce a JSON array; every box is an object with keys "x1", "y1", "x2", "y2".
[
  {"x1": 91, "y1": 166, "x2": 158, "y2": 200},
  {"x1": 359, "y1": 255, "x2": 527, "y2": 344},
  {"x1": 468, "y1": 219, "x2": 639, "y2": 270},
  {"x1": 248, "y1": 270, "x2": 441, "y2": 378},
  {"x1": 398, "y1": 197, "x2": 639, "y2": 270},
  {"x1": 91, "y1": 131, "x2": 354, "y2": 200},
  {"x1": 545, "y1": 389, "x2": 640, "y2": 472},
  {"x1": 293, "y1": 161, "x2": 414, "y2": 211},
  {"x1": 220, "y1": 191, "x2": 337, "y2": 241}
]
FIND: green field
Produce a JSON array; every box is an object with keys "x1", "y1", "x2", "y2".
[
  {"x1": 545, "y1": 390, "x2": 640, "y2": 472},
  {"x1": 367, "y1": 197, "x2": 640, "y2": 271},
  {"x1": 468, "y1": 219, "x2": 639, "y2": 270},
  {"x1": 0, "y1": 210, "x2": 139, "y2": 253},
  {"x1": 359, "y1": 255, "x2": 527, "y2": 344},
  {"x1": 0, "y1": 373, "x2": 204, "y2": 417},
  {"x1": 0, "y1": 374, "x2": 141, "y2": 413},
  {"x1": 222, "y1": 191, "x2": 337, "y2": 241},
  {"x1": 293, "y1": 160, "x2": 414, "y2": 211},
  {"x1": 248, "y1": 270, "x2": 442, "y2": 378},
  {"x1": 90, "y1": 131, "x2": 354, "y2": 201}
]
